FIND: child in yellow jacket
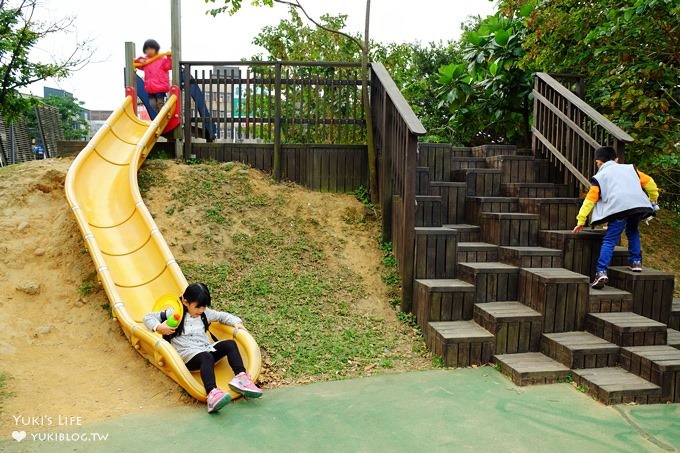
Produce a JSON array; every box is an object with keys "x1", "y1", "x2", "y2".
[{"x1": 572, "y1": 146, "x2": 659, "y2": 289}]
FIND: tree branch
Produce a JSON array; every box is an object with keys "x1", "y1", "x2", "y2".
[
  {"x1": 0, "y1": 0, "x2": 34, "y2": 103},
  {"x1": 273, "y1": 0, "x2": 364, "y2": 51}
]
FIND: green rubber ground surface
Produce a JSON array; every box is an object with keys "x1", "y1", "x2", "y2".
[{"x1": 4, "y1": 368, "x2": 679, "y2": 452}]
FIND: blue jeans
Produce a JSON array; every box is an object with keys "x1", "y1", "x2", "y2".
[{"x1": 596, "y1": 214, "x2": 642, "y2": 273}]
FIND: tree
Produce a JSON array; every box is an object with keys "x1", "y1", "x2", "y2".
[
  {"x1": 373, "y1": 41, "x2": 464, "y2": 143},
  {"x1": 206, "y1": 0, "x2": 379, "y2": 203},
  {"x1": 437, "y1": 8, "x2": 534, "y2": 147},
  {"x1": 0, "y1": 0, "x2": 90, "y2": 120},
  {"x1": 513, "y1": 0, "x2": 680, "y2": 201},
  {"x1": 251, "y1": 9, "x2": 365, "y2": 144},
  {"x1": 42, "y1": 94, "x2": 89, "y2": 140}
]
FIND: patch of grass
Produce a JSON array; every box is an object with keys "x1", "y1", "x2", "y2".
[
  {"x1": 560, "y1": 374, "x2": 574, "y2": 384},
  {"x1": 138, "y1": 160, "x2": 168, "y2": 195},
  {"x1": 178, "y1": 180, "x2": 412, "y2": 382},
  {"x1": 78, "y1": 273, "x2": 98, "y2": 296},
  {"x1": 0, "y1": 373, "x2": 12, "y2": 414},
  {"x1": 575, "y1": 384, "x2": 586, "y2": 393},
  {"x1": 494, "y1": 362, "x2": 502, "y2": 372},
  {"x1": 432, "y1": 355, "x2": 445, "y2": 368}
]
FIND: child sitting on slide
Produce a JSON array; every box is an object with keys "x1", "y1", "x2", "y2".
[
  {"x1": 135, "y1": 39, "x2": 172, "y2": 113},
  {"x1": 143, "y1": 283, "x2": 262, "y2": 413}
]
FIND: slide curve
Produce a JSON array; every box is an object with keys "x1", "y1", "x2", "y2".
[{"x1": 65, "y1": 95, "x2": 261, "y2": 401}]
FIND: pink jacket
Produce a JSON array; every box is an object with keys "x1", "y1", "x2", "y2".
[{"x1": 138, "y1": 56, "x2": 172, "y2": 94}]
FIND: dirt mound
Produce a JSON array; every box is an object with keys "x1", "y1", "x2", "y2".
[{"x1": 0, "y1": 159, "x2": 188, "y2": 424}]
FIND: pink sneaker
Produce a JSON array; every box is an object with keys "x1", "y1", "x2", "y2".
[
  {"x1": 207, "y1": 388, "x2": 231, "y2": 413},
  {"x1": 229, "y1": 373, "x2": 263, "y2": 399}
]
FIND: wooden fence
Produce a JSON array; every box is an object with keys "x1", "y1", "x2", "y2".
[
  {"x1": 181, "y1": 61, "x2": 366, "y2": 180},
  {"x1": 0, "y1": 117, "x2": 32, "y2": 165},
  {"x1": 531, "y1": 72, "x2": 633, "y2": 192},
  {"x1": 371, "y1": 62, "x2": 426, "y2": 312},
  {"x1": 192, "y1": 143, "x2": 367, "y2": 192}
]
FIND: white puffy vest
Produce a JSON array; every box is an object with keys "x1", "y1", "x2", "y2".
[{"x1": 591, "y1": 162, "x2": 652, "y2": 224}]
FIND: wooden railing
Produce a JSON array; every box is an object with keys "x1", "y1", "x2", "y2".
[
  {"x1": 532, "y1": 72, "x2": 633, "y2": 192},
  {"x1": 180, "y1": 61, "x2": 365, "y2": 180},
  {"x1": 371, "y1": 62, "x2": 426, "y2": 312}
]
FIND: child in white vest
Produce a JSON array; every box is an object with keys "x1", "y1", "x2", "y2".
[{"x1": 572, "y1": 146, "x2": 659, "y2": 288}]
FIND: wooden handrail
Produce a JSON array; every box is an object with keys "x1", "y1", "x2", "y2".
[
  {"x1": 532, "y1": 72, "x2": 633, "y2": 193},
  {"x1": 535, "y1": 73, "x2": 633, "y2": 142},
  {"x1": 371, "y1": 62, "x2": 426, "y2": 136}
]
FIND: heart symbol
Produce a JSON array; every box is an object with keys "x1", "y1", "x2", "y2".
[{"x1": 12, "y1": 431, "x2": 26, "y2": 442}]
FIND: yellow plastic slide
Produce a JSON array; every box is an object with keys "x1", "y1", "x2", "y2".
[{"x1": 65, "y1": 95, "x2": 261, "y2": 401}]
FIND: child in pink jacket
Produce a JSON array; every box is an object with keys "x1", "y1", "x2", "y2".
[{"x1": 135, "y1": 39, "x2": 172, "y2": 113}]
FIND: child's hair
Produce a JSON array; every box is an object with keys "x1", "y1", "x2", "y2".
[
  {"x1": 182, "y1": 283, "x2": 211, "y2": 307},
  {"x1": 594, "y1": 146, "x2": 617, "y2": 163},
  {"x1": 143, "y1": 39, "x2": 161, "y2": 53}
]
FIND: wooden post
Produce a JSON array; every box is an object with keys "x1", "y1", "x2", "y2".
[
  {"x1": 171, "y1": 0, "x2": 183, "y2": 159},
  {"x1": 273, "y1": 62, "x2": 282, "y2": 181},
  {"x1": 124, "y1": 42, "x2": 136, "y2": 92},
  {"x1": 400, "y1": 132, "x2": 418, "y2": 313},
  {"x1": 183, "y1": 64, "x2": 192, "y2": 160}
]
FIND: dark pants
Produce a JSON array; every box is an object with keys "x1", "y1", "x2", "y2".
[
  {"x1": 596, "y1": 214, "x2": 643, "y2": 273},
  {"x1": 148, "y1": 93, "x2": 167, "y2": 113},
  {"x1": 185, "y1": 340, "x2": 246, "y2": 393}
]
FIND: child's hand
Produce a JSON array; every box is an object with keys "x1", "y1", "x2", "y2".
[
  {"x1": 572, "y1": 225, "x2": 584, "y2": 234},
  {"x1": 233, "y1": 323, "x2": 246, "y2": 337},
  {"x1": 155, "y1": 322, "x2": 176, "y2": 336}
]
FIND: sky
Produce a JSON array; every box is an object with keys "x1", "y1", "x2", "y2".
[{"x1": 28, "y1": 0, "x2": 497, "y2": 110}]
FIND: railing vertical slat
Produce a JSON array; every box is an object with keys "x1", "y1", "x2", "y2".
[{"x1": 273, "y1": 62, "x2": 282, "y2": 181}]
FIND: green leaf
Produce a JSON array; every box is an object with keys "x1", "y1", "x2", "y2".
[
  {"x1": 519, "y1": 3, "x2": 534, "y2": 18},
  {"x1": 494, "y1": 29, "x2": 512, "y2": 46}
]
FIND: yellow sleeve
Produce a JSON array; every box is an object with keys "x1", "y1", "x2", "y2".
[
  {"x1": 638, "y1": 170, "x2": 659, "y2": 202},
  {"x1": 576, "y1": 185, "x2": 600, "y2": 226}
]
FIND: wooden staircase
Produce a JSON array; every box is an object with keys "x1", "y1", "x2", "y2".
[{"x1": 413, "y1": 143, "x2": 678, "y2": 405}]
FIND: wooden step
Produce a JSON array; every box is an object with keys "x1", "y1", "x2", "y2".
[
  {"x1": 502, "y1": 183, "x2": 569, "y2": 198},
  {"x1": 540, "y1": 229, "x2": 606, "y2": 277},
  {"x1": 486, "y1": 155, "x2": 550, "y2": 183},
  {"x1": 418, "y1": 143, "x2": 454, "y2": 182},
  {"x1": 519, "y1": 268, "x2": 589, "y2": 333},
  {"x1": 572, "y1": 367, "x2": 661, "y2": 405},
  {"x1": 464, "y1": 196, "x2": 518, "y2": 225},
  {"x1": 430, "y1": 182, "x2": 466, "y2": 224},
  {"x1": 414, "y1": 227, "x2": 457, "y2": 280},
  {"x1": 668, "y1": 328, "x2": 680, "y2": 349},
  {"x1": 499, "y1": 246, "x2": 562, "y2": 268},
  {"x1": 608, "y1": 267, "x2": 675, "y2": 325},
  {"x1": 458, "y1": 262, "x2": 519, "y2": 303},
  {"x1": 427, "y1": 321, "x2": 494, "y2": 367},
  {"x1": 480, "y1": 212, "x2": 539, "y2": 246},
  {"x1": 452, "y1": 169, "x2": 502, "y2": 197},
  {"x1": 494, "y1": 352, "x2": 570, "y2": 386},
  {"x1": 451, "y1": 146, "x2": 473, "y2": 158},
  {"x1": 541, "y1": 331, "x2": 619, "y2": 369},
  {"x1": 588, "y1": 286, "x2": 633, "y2": 314},
  {"x1": 414, "y1": 279, "x2": 475, "y2": 337},
  {"x1": 471, "y1": 144, "x2": 520, "y2": 158},
  {"x1": 519, "y1": 198, "x2": 581, "y2": 231},
  {"x1": 585, "y1": 312, "x2": 667, "y2": 347},
  {"x1": 443, "y1": 224, "x2": 480, "y2": 242},
  {"x1": 671, "y1": 298, "x2": 680, "y2": 331},
  {"x1": 611, "y1": 246, "x2": 629, "y2": 267},
  {"x1": 452, "y1": 157, "x2": 488, "y2": 170},
  {"x1": 416, "y1": 166, "x2": 431, "y2": 196},
  {"x1": 415, "y1": 195, "x2": 442, "y2": 227},
  {"x1": 457, "y1": 242, "x2": 498, "y2": 263},
  {"x1": 620, "y1": 345, "x2": 680, "y2": 402},
  {"x1": 474, "y1": 302, "x2": 543, "y2": 354}
]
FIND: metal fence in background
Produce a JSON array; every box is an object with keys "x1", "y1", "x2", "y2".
[{"x1": 181, "y1": 61, "x2": 366, "y2": 179}]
